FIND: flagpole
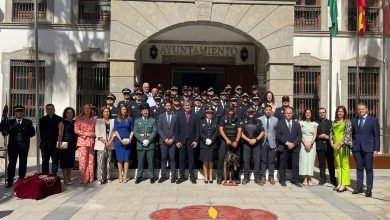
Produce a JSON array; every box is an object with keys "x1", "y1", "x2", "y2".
[
  {"x1": 329, "y1": 32, "x2": 333, "y2": 120},
  {"x1": 382, "y1": 31, "x2": 387, "y2": 154},
  {"x1": 356, "y1": 6, "x2": 360, "y2": 107},
  {"x1": 34, "y1": 0, "x2": 41, "y2": 172}
]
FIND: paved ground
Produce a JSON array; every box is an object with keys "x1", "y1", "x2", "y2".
[{"x1": 0, "y1": 163, "x2": 389, "y2": 220}]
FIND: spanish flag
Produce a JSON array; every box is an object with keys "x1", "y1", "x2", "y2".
[{"x1": 357, "y1": 0, "x2": 366, "y2": 36}]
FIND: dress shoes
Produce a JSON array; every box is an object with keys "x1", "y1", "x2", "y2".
[
  {"x1": 171, "y1": 178, "x2": 177, "y2": 183},
  {"x1": 280, "y1": 182, "x2": 287, "y2": 187},
  {"x1": 209, "y1": 180, "x2": 213, "y2": 184},
  {"x1": 150, "y1": 178, "x2": 156, "y2": 184},
  {"x1": 176, "y1": 178, "x2": 186, "y2": 184},
  {"x1": 135, "y1": 178, "x2": 143, "y2": 184},
  {"x1": 158, "y1": 177, "x2": 167, "y2": 183},
  {"x1": 318, "y1": 179, "x2": 326, "y2": 185},
  {"x1": 217, "y1": 179, "x2": 222, "y2": 185},
  {"x1": 269, "y1": 178, "x2": 276, "y2": 185},
  {"x1": 234, "y1": 179, "x2": 241, "y2": 184},
  {"x1": 254, "y1": 179, "x2": 263, "y2": 186},
  {"x1": 291, "y1": 181, "x2": 303, "y2": 187},
  {"x1": 260, "y1": 177, "x2": 267, "y2": 185},
  {"x1": 190, "y1": 179, "x2": 197, "y2": 184},
  {"x1": 242, "y1": 178, "x2": 250, "y2": 185},
  {"x1": 337, "y1": 188, "x2": 347, "y2": 193},
  {"x1": 365, "y1": 190, "x2": 372, "y2": 197},
  {"x1": 352, "y1": 188, "x2": 363, "y2": 194}
]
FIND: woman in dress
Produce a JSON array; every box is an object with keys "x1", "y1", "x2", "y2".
[
  {"x1": 57, "y1": 107, "x2": 77, "y2": 185},
  {"x1": 299, "y1": 109, "x2": 318, "y2": 186},
  {"x1": 199, "y1": 107, "x2": 219, "y2": 184},
  {"x1": 95, "y1": 107, "x2": 116, "y2": 186},
  {"x1": 262, "y1": 91, "x2": 277, "y2": 113},
  {"x1": 330, "y1": 105, "x2": 352, "y2": 193},
  {"x1": 114, "y1": 106, "x2": 134, "y2": 183},
  {"x1": 74, "y1": 104, "x2": 96, "y2": 184}
]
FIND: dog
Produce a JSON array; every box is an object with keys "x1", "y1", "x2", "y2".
[{"x1": 223, "y1": 150, "x2": 240, "y2": 183}]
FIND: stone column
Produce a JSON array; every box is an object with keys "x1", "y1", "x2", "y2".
[
  {"x1": 267, "y1": 64, "x2": 294, "y2": 104},
  {"x1": 110, "y1": 60, "x2": 135, "y2": 100}
]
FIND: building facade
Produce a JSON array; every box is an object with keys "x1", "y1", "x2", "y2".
[{"x1": 0, "y1": 0, "x2": 389, "y2": 154}]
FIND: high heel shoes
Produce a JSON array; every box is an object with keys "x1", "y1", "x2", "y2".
[{"x1": 337, "y1": 187, "x2": 347, "y2": 193}]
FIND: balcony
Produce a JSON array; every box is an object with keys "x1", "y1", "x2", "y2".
[
  {"x1": 12, "y1": 0, "x2": 47, "y2": 23},
  {"x1": 348, "y1": 7, "x2": 380, "y2": 32},
  {"x1": 294, "y1": 5, "x2": 321, "y2": 31}
]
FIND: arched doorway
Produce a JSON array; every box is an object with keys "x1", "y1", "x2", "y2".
[{"x1": 135, "y1": 23, "x2": 268, "y2": 93}]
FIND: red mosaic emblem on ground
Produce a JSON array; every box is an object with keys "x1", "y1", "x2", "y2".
[{"x1": 150, "y1": 205, "x2": 277, "y2": 220}]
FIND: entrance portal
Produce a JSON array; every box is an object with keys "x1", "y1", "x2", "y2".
[{"x1": 172, "y1": 66, "x2": 225, "y2": 92}]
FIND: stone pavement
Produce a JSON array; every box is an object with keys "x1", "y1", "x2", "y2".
[{"x1": 0, "y1": 168, "x2": 389, "y2": 220}]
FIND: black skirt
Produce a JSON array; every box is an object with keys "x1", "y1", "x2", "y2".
[
  {"x1": 199, "y1": 146, "x2": 215, "y2": 162},
  {"x1": 59, "y1": 141, "x2": 76, "y2": 169}
]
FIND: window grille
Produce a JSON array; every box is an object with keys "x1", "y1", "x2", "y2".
[
  {"x1": 293, "y1": 66, "x2": 321, "y2": 120},
  {"x1": 76, "y1": 62, "x2": 110, "y2": 115},
  {"x1": 10, "y1": 60, "x2": 45, "y2": 122},
  {"x1": 347, "y1": 67, "x2": 380, "y2": 119}
]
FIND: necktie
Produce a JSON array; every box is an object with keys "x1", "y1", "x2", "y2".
[
  {"x1": 266, "y1": 117, "x2": 269, "y2": 130},
  {"x1": 185, "y1": 112, "x2": 190, "y2": 125},
  {"x1": 195, "y1": 108, "x2": 199, "y2": 113},
  {"x1": 288, "y1": 120, "x2": 291, "y2": 133},
  {"x1": 18, "y1": 119, "x2": 21, "y2": 125},
  {"x1": 208, "y1": 119, "x2": 211, "y2": 125},
  {"x1": 359, "y1": 117, "x2": 364, "y2": 129},
  {"x1": 167, "y1": 113, "x2": 171, "y2": 126}
]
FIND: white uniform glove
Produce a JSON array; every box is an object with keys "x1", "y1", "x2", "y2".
[
  {"x1": 205, "y1": 139, "x2": 212, "y2": 145},
  {"x1": 143, "y1": 140, "x2": 149, "y2": 146}
]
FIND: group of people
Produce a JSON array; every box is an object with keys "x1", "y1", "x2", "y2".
[{"x1": 1, "y1": 82, "x2": 380, "y2": 197}]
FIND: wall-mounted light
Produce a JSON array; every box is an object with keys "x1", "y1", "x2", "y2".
[
  {"x1": 240, "y1": 47, "x2": 248, "y2": 61},
  {"x1": 150, "y1": 45, "x2": 158, "y2": 59}
]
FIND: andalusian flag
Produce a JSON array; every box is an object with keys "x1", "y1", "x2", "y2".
[
  {"x1": 328, "y1": 0, "x2": 338, "y2": 36},
  {"x1": 357, "y1": 0, "x2": 366, "y2": 36}
]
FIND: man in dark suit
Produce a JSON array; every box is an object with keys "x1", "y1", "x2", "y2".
[
  {"x1": 275, "y1": 107, "x2": 303, "y2": 187},
  {"x1": 316, "y1": 107, "x2": 337, "y2": 186},
  {"x1": 39, "y1": 104, "x2": 62, "y2": 176},
  {"x1": 351, "y1": 103, "x2": 380, "y2": 197},
  {"x1": 157, "y1": 101, "x2": 177, "y2": 183},
  {"x1": 6, "y1": 105, "x2": 35, "y2": 188},
  {"x1": 174, "y1": 100, "x2": 200, "y2": 184}
]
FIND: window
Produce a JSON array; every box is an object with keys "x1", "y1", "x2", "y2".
[
  {"x1": 12, "y1": 0, "x2": 47, "y2": 22},
  {"x1": 10, "y1": 60, "x2": 45, "y2": 122},
  {"x1": 76, "y1": 62, "x2": 110, "y2": 114},
  {"x1": 348, "y1": 0, "x2": 380, "y2": 32},
  {"x1": 347, "y1": 67, "x2": 380, "y2": 119},
  {"x1": 293, "y1": 66, "x2": 321, "y2": 119},
  {"x1": 294, "y1": 0, "x2": 321, "y2": 30},
  {"x1": 78, "y1": 0, "x2": 111, "y2": 24}
]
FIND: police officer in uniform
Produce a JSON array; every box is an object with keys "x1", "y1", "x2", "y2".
[
  {"x1": 103, "y1": 93, "x2": 119, "y2": 118},
  {"x1": 241, "y1": 107, "x2": 265, "y2": 185},
  {"x1": 6, "y1": 105, "x2": 35, "y2": 187},
  {"x1": 180, "y1": 86, "x2": 193, "y2": 105},
  {"x1": 219, "y1": 91, "x2": 229, "y2": 112},
  {"x1": 274, "y1": 96, "x2": 298, "y2": 121},
  {"x1": 117, "y1": 88, "x2": 133, "y2": 111},
  {"x1": 199, "y1": 106, "x2": 219, "y2": 184},
  {"x1": 251, "y1": 95, "x2": 264, "y2": 118},
  {"x1": 134, "y1": 103, "x2": 158, "y2": 184},
  {"x1": 150, "y1": 95, "x2": 164, "y2": 120},
  {"x1": 237, "y1": 93, "x2": 250, "y2": 120},
  {"x1": 217, "y1": 106, "x2": 243, "y2": 184},
  {"x1": 130, "y1": 90, "x2": 144, "y2": 119},
  {"x1": 210, "y1": 96, "x2": 224, "y2": 123},
  {"x1": 192, "y1": 96, "x2": 204, "y2": 118},
  {"x1": 172, "y1": 96, "x2": 182, "y2": 114}
]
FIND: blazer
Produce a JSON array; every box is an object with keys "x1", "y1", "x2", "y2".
[
  {"x1": 158, "y1": 112, "x2": 177, "y2": 144},
  {"x1": 315, "y1": 119, "x2": 332, "y2": 151},
  {"x1": 199, "y1": 118, "x2": 219, "y2": 149},
  {"x1": 275, "y1": 119, "x2": 302, "y2": 152},
  {"x1": 94, "y1": 118, "x2": 115, "y2": 151},
  {"x1": 8, "y1": 118, "x2": 35, "y2": 149},
  {"x1": 174, "y1": 110, "x2": 200, "y2": 145},
  {"x1": 352, "y1": 116, "x2": 380, "y2": 152},
  {"x1": 133, "y1": 117, "x2": 157, "y2": 150},
  {"x1": 259, "y1": 115, "x2": 278, "y2": 148}
]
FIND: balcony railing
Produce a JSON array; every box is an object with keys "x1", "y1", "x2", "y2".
[
  {"x1": 294, "y1": 6, "x2": 321, "y2": 31},
  {"x1": 12, "y1": 0, "x2": 47, "y2": 23},
  {"x1": 78, "y1": 0, "x2": 111, "y2": 25},
  {"x1": 348, "y1": 7, "x2": 380, "y2": 32}
]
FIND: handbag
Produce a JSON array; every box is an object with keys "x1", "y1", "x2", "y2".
[{"x1": 56, "y1": 141, "x2": 68, "y2": 149}]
